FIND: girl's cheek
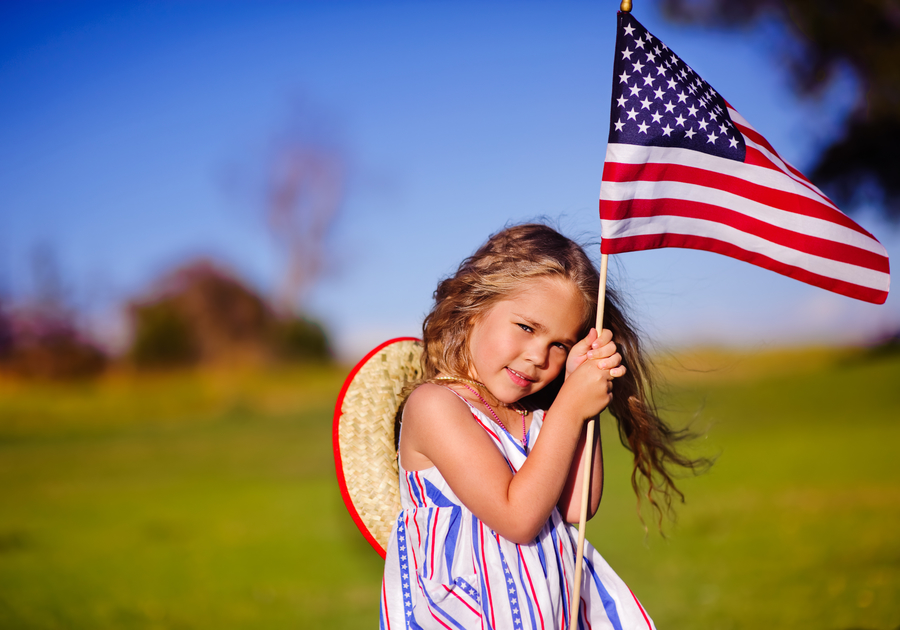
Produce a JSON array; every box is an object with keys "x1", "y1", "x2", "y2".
[{"x1": 550, "y1": 357, "x2": 566, "y2": 378}]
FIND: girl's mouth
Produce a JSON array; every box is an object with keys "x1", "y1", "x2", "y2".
[{"x1": 505, "y1": 367, "x2": 535, "y2": 387}]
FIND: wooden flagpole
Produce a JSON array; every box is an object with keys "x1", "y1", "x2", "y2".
[
  {"x1": 568, "y1": 253, "x2": 608, "y2": 629},
  {"x1": 568, "y1": 4, "x2": 629, "y2": 625}
]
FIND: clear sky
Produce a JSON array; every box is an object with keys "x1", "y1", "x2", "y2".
[{"x1": 2, "y1": 0, "x2": 897, "y2": 361}]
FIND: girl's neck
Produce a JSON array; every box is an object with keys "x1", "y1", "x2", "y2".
[
  {"x1": 456, "y1": 382, "x2": 528, "y2": 447},
  {"x1": 433, "y1": 374, "x2": 514, "y2": 409}
]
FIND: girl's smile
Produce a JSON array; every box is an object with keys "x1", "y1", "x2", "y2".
[
  {"x1": 467, "y1": 276, "x2": 584, "y2": 404},
  {"x1": 505, "y1": 367, "x2": 535, "y2": 387}
]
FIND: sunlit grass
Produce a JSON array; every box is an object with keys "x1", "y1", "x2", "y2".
[
  {"x1": 593, "y1": 345, "x2": 900, "y2": 629},
  {"x1": 1, "y1": 348, "x2": 898, "y2": 628}
]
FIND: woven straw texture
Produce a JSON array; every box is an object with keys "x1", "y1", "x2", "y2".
[{"x1": 338, "y1": 339, "x2": 423, "y2": 551}]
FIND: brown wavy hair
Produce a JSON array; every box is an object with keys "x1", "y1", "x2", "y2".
[{"x1": 421, "y1": 223, "x2": 706, "y2": 528}]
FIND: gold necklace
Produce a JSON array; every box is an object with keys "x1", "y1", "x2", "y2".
[
  {"x1": 433, "y1": 376, "x2": 527, "y2": 412},
  {"x1": 432, "y1": 375, "x2": 486, "y2": 389}
]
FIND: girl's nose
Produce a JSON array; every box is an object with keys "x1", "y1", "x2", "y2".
[{"x1": 524, "y1": 342, "x2": 550, "y2": 368}]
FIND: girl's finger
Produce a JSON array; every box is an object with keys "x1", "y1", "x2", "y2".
[
  {"x1": 596, "y1": 353, "x2": 622, "y2": 370},
  {"x1": 587, "y1": 327, "x2": 602, "y2": 350},
  {"x1": 596, "y1": 328, "x2": 614, "y2": 346},
  {"x1": 571, "y1": 328, "x2": 598, "y2": 355},
  {"x1": 584, "y1": 327, "x2": 599, "y2": 350},
  {"x1": 595, "y1": 339, "x2": 618, "y2": 359}
]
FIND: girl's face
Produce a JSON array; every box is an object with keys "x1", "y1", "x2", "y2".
[{"x1": 467, "y1": 277, "x2": 584, "y2": 404}]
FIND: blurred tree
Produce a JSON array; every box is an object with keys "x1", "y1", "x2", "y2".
[
  {"x1": 128, "y1": 259, "x2": 331, "y2": 368},
  {"x1": 268, "y1": 315, "x2": 330, "y2": 362},
  {"x1": 1, "y1": 307, "x2": 107, "y2": 379},
  {"x1": 128, "y1": 300, "x2": 197, "y2": 367},
  {"x1": 0, "y1": 246, "x2": 106, "y2": 379},
  {"x1": 266, "y1": 101, "x2": 345, "y2": 314},
  {"x1": 659, "y1": 0, "x2": 900, "y2": 218},
  {"x1": 0, "y1": 302, "x2": 12, "y2": 360}
]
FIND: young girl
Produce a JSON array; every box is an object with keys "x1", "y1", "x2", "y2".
[{"x1": 381, "y1": 224, "x2": 699, "y2": 629}]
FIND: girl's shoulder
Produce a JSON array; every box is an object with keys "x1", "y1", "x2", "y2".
[
  {"x1": 399, "y1": 382, "x2": 485, "y2": 472},
  {"x1": 404, "y1": 382, "x2": 472, "y2": 420}
]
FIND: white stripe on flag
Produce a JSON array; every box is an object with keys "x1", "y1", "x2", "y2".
[
  {"x1": 601, "y1": 216, "x2": 890, "y2": 290},
  {"x1": 604, "y1": 143, "x2": 836, "y2": 211},
  {"x1": 728, "y1": 108, "x2": 832, "y2": 200},
  {"x1": 600, "y1": 178, "x2": 883, "y2": 255}
]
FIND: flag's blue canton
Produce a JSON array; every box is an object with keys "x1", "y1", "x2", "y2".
[{"x1": 608, "y1": 12, "x2": 746, "y2": 162}]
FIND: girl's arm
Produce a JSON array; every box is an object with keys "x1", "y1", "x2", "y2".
[
  {"x1": 555, "y1": 328, "x2": 625, "y2": 522},
  {"x1": 557, "y1": 419, "x2": 603, "y2": 523},
  {"x1": 399, "y1": 333, "x2": 621, "y2": 544}
]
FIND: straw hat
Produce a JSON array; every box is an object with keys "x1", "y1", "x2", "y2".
[{"x1": 332, "y1": 337, "x2": 424, "y2": 558}]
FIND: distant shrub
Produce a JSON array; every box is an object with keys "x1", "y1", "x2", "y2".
[
  {"x1": 0, "y1": 305, "x2": 12, "y2": 360},
  {"x1": 269, "y1": 315, "x2": 330, "y2": 361},
  {"x1": 865, "y1": 329, "x2": 900, "y2": 359},
  {"x1": 0, "y1": 307, "x2": 106, "y2": 379},
  {"x1": 7, "y1": 333, "x2": 106, "y2": 379},
  {"x1": 126, "y1": 259, "x2": 332, "y2": 368},
  {"x1": 129, "y1": 300, "x2": 198, "y2": 367}
]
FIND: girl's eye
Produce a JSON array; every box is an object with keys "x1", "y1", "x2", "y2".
[
  {"x1": 552, "y1": 342, "x2": 569, "y2": 351},
  {"x1": 517, "y1": 323, "x2": 533, "y2": 333}
]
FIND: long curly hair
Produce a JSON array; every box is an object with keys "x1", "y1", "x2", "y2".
[{"x1": 421, "y1": 223, "x2": 706, "y2": 527}]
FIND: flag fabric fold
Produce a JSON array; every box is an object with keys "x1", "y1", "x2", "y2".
[{"x1": 599, "y1": 12, "x2": 890, "y2": 305}]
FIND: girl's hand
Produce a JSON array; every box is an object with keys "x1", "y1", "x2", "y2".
[
  {"x1": 565, "y1": 328, "x2": 599, "y2": 379},
  {"x1": 559, "y1": 330, "x2": 626, "y2": 419},
  {"x1": 566, "y1": 328, "x2": 626, "y2": 380}
]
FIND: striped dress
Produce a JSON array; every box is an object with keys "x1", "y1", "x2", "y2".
[{"x1": 380, "y1": 402, "x2": 656, "y2": 630}]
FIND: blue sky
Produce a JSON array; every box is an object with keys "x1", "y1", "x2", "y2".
[{"x1": 2, "y1": 0, "x2": 897, "y2": 361}]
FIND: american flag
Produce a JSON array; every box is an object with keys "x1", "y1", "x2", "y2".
[{"x1": 599, "y1": 12, "x2": 890, "y2": 305}]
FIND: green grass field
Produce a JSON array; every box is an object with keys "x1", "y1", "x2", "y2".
[{"x1": 1, "y1": 347, "x2": 898, "y2": 629}]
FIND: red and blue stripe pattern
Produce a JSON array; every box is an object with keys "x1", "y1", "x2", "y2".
[{"x1": 380, "y1": 406, "x2": 657, "y2": 629}]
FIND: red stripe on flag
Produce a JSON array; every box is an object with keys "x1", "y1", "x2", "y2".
[
  {"x1": 602, "y1": 233, "x2": 889, "y2": 304},
  {"x1": 732, "y1": 118, "x2": 830, "y2": 202},
  {"x1": 736, "y1": 122, "x2": 816, "y2": 186},
  {"x1": 602, "y1": 160, "x2": 870, "y2": 236},
  {"x1": 741, "y1": 143, "x2": 824, "y2": 199},
  {"x1": 601, "y1": 197, "x2": 889, "y2": 273}
]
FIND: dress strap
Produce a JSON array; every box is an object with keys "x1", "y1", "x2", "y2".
[
  {"x1": 437, "y1": 385, "x2": 509, "y2": 441},
  {"x1": 436, "y1": 385, "x2": 519, "y2": 471},
  {"x1": 438, "y1": 385, "x2": 497, "y2": 430},
  {"x1": 437, "y1": 384, "x2": 476, "y2": 409}
]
